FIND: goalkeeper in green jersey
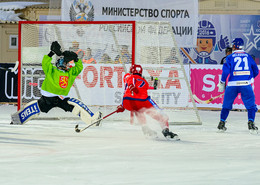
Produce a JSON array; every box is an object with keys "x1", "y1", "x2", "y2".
[{"x1": 11, "y1": 41, "x2": 101, "y2": 125}]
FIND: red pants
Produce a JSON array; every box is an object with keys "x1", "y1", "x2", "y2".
[{"x1": 123, "y1": 96, "x2": 169, "y2": 128}]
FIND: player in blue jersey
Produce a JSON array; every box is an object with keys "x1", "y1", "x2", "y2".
[{"x1": 217, "y1": 38, "x2": 259, "y2": 133}]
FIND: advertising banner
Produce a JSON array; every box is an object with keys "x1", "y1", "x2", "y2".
[
  {"x1": 74, "y1": 64, "x2": 191, "y2": 108},
  {"x1": 0, "y1": 63, "x2": 18, "y2": 102},
  {"x1": 190, "y1": 65, "x2": 260, "y2": 109},
  {"x1": 181, "y1": 15, "x2": 260, "y2": 65},
  {"x1": 15, "y1": 64, "x2": 191, "y2": 108},
  {"x1": 61, "y1": 0, "x2": 199, "y2": 47},
  {"x1": 3, "y1": 63, "x2": 260, "y2": 111}
]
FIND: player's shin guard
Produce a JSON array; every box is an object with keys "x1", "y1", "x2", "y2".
[
  {"x1": 68, "y1": 98, "x2": 101, "y2": 125},
  {"x1": 11, "y1": 100, "x2": 40, "y2": 125}
]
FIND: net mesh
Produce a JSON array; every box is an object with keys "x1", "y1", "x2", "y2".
[
  {"x1": 19, "y1": 21, "x2": 201, "y2": 125},
  {"x1": 134, "y1": 21, "x2": 201, "y2": 124}
]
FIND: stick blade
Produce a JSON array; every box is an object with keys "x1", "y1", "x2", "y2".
[{"x1": 75, "y1": 124, "x2": 81, "y2": 133}]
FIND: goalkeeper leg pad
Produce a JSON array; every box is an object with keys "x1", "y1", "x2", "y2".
[
  {"x1": 68, "y1": 98, "x2": 100, "y2": 125},
  {"x1": 11, "y1": 100, "x2": 40, "y2": 125}
]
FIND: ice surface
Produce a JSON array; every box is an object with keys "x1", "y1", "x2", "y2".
[{"x1": 1, "y1": 104, "x2": 260, "y2": 185}]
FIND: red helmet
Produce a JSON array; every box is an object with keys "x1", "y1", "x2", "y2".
[{"x1": 130, "y1": 64, "x2": 143, "y2": 75}]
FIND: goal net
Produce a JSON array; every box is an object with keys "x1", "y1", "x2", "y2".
[{"x1": 18, "y1": 21, "x2": 201, "y2": 125}]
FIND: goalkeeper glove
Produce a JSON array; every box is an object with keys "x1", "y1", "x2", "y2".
[
  {"x1": 116, "y1": 105, "x2": 125, "y2": 113},
  {"x1": 63, "y1": 51, "x2": 79, "y2": 63},
  {"x1": 51, "y1": 41, "x2": 62, "y2": 56},
  {"x1": 217, "y1": 81, "x2": 225, "y2": 92}
]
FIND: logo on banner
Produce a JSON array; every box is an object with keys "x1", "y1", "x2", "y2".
[
  {"x1": 60, "y1": 76, "x2": 69, "y2": 88},
  {"x1": 243, "y1": 25, "x2": 260, "y2": 51},
  {"x1": 69, "y1": 0, "x2": 94, "y2": 21},
  {"x1": 194, "y1": 20, "x2": 229, "y2": 64}
]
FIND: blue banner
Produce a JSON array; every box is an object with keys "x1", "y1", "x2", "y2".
[{"x1": 182, "y1": 15, "x2": 260, "y2": 64}]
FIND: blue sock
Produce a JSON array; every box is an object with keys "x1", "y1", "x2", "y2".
[
  {"x1": 248, "y1": 108, "x2": 257, "y2": 122},
  {"x1": 220, "y1": 108, "x2": 230, "y2": 122}
]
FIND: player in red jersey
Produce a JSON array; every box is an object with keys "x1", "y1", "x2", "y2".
[{"x1": 116, "y1": 64, "x2": 179, "y2": 140}]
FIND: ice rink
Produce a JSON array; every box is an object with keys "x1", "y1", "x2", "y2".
[{"x1": 1, "y1": 104, "x2": 260, "y2": 185}]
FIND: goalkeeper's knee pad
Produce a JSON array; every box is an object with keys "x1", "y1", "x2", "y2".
[{"x1": 11, "y1": 100, "x2": 40, "y2": 125}]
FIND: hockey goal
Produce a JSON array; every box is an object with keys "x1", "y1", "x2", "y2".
[{"x1": 18, "y1": 21, "x2": 201, "y2": 125}]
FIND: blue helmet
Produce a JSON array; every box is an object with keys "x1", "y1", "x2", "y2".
[{"x1": 231, "y1": 38, "x2": 244, "y2": 49}]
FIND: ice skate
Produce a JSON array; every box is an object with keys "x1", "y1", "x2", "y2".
[
  {"x1": 93, "y1": 111, "x2": 102, "y2": 126},
  {"x1": 162, "y1": 128, "x2": 180, "y2": 141},
  {"x1": 10, "y1": 113, "x2": 21, "y2": 125},
  {"x1": 217, "y1": 120, "x2": 227, "y2": 132},
  {"x1": 248, "y1": 121, "x2": 258, "y2": 134},
  {"x1": 142, "y1": 125, "x2": 158, "y2": 138}
]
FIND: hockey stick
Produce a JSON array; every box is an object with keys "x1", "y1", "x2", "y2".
[
  {"x1": 0, "y1": 61, "x2": 19, "y2": 72},
  {"x1": 193, "y1": 93, "x2": 224, "y2": 104},
  {"x1": 180, "y1": 48, "x2": 196, "y2": 64},
  {"x1": 75, "y1": 110, "x2": 117, "y2": 133}
]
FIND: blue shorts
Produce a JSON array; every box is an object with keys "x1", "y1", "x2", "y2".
[{"x1": 222, "y1": 85, "x2": 256, "y2": 110}]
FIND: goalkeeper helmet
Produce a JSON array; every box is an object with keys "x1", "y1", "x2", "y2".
[
  {"x1": 56, "y1": 57, "x2": 70, "y2": 71},
  {"x1": 130, "y1": 64, "x2": 142, "y2": 75},
  {"x1": 231, "y1": 38, "x2": 244, "y2": 50}
]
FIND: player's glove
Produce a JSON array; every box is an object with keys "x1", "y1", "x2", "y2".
[
  {"x1": 128, "y1": 83, "x2": 139, "y2": 94},
  {"x1": 63, "y1": 51, "x2": 79, "y2": 63},
  {"x1": 217, "y1": 81, "x2": 225, "y2": 92},
  {"x1": 51, "y1": 41, "x2": 62, "y2": 56},
  {"x1": 116, "y1": 105, "x2": 125, "y2": 113},
  {"x1": 153, "y1": 77, "x2": 158, "y2": 90}
]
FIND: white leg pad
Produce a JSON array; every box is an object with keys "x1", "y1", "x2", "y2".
[
  {"x1": 80, "y1": 109, "x2": 92, "y2": 125},
  {"x1": 11, "y1": 100, "x2": 40, "y2": 125},
  {"x1": 71, "y1": 106, "x2": 80, "y2": 117},
  {"x1": 68, "y1": 98, "x2": 96, "y2": 125}
]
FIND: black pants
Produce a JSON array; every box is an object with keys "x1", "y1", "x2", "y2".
[{"x1": 38, "y1": 96, "x2": 74, "y2": 113}]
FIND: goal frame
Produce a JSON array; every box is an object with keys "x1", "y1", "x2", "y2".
[
  {"x1": 18, "y1": 20, "x2": 201, "y2": 125},
  {"x1": 18, "y1": 20, "x2": 136, "y2": 110}
]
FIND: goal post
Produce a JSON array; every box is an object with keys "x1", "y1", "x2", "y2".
[
  {"x1": 18, "y1": 20, "x2": 201, "y2": 125},
  {"x1": 134, "y1": 21, "x2": 201, "y2": 125}
]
